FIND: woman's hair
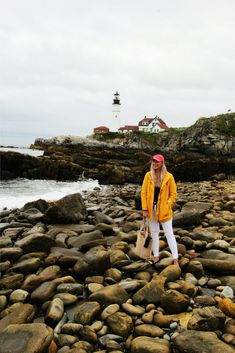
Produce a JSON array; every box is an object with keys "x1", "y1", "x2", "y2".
[{"x1": 150, "y1": 161, "x2": 167, "y2": 187}]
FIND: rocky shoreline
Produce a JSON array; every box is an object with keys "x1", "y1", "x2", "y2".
[{"x1": 0, "y1": 180, "x2": 235, "y2": 353}]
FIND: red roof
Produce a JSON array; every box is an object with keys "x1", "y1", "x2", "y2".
[
  {"x1": 93, "y1": 126, "x2": 110, "y2": 133},
  {"x1": 138, "y1": 117, "x2": 153, "y2": 126},
  {"x1": 119, "y1": 125, "x2": 138, "y2": 131}
]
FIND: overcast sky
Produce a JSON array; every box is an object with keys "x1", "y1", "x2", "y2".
[{"x1": 0, "y1": 0, "x2": 234, "y2": 146}]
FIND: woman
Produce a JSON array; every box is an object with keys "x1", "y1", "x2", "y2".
[{"x1": 141, "y1": 154, "x2": 178, "y2": 265}]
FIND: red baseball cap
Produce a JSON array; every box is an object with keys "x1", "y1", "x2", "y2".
[{"x1": 152, "y1": 154, "x2": 165, "y2": 162}]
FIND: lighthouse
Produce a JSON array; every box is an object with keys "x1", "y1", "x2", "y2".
[{"x1": 111, "y1": 91, "x2": 121, "y2": 132}]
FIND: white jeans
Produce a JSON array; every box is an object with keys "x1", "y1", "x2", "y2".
[{"x1": 149, "y1": 214, "x2": 178, "y2": 259}]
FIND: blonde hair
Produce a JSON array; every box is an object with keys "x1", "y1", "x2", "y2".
[{"x1": 150, "y1": 161, "x2": 167, "y2": 187}]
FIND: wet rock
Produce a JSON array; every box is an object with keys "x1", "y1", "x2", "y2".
[
  {"x1": 132, "y1": 276, "x2": 166, "y2": 305},
  {"x1": 89, "y1": 284, "x2": 129, "y2": 305},
  {"x1": 218, "y1": 298, "x2": 235, "y2": 318},
  {"x1": 74, "y1": 301, "x2": 101, "y2": 325},
  {"x1": 173, "y1": 330, "x2": 235, "y2": 353},
  {"x1": 106, "y1": 311, "x2": 133, "y2": 337},
  {"x1": 131, "y1": 336, "x2": 170, "y2": 353},
  {"x1": 15, "y1": 233, "x2": 56, "y2": 253},
  {"x1": 187, "y1": 306, "x2": 226, "y2": 331},
  {"x1": 31, "y1": 281, "x2": 57, "y2": 302},
  {"x1": 0, "y1": 303, "x2": 35, "y2": 331},
  {"x1": 0, "y1": 323, "x2": 53, "y2": 353},
  {"x1": 160, "y1": 290, "x2": 190, "y2": 314},
  {"x1": 44, "y1": 193, "x2": 87, "y2": 224}
]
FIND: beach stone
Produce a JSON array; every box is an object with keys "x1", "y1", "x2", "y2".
[
  {"x1": 21, "y1": 208, "x2": 44, "y2": 224},
  {"x1": 177, "y1": 280, "x2": 198, "y2": 297},
  {"x1": 0, "y1": 323, "x2": 53, "y2": 353},
  {"x1": 45, "y1": 297, "x2": 64, "y2": 326},
  {"x1": 219, "y1": 276, "x2": 235, "y2": 292},
  {"x1": 186, "y1": 260, "x2": 204, "y2": 278},
  {"x1": 21, "y1": 274, "x2": 42, "y2": 291},
  {"x1": 196, "y1": 258, "x2": 235, "y2": 275},
  {"x1": 0, "y1": 238, "x2": 13, "y2": 248},
  {"x1": 0, "y1": 247, "x2": 23, "y2": 262},
  {"x1": 74, "y1": 301, "x2": 101, "y2": 325},
  {"x1": 38, "y1": 265, "x2": 61, "y2": 281},
  {"x1": 94, "y1": 223, "x2": 115, "y2": 235},
  {"x1": 134, "y1": 324, "x2": 164, "y2": 338},
  {"x1": 153, "y1": 312, "x2": 176, "y2": 328},
  {"x1": 2, "y1": 227, "x2": 25, "y2": 239},
  {"x1": 224, "y1": 319, "x2": 235, "y2": 335},
  {"x1": 61, "y1": 323, "x2": 83, "y2": 334},
  {"x1": 67, "y1": 230, "x2": 104, "y2": 248},
  {"x1": 87, "y1": 283, "x2": 104, "y2": 293},
  {"x1": 79, "y1": 326, "x2": 98, "y2": 343},
  {"x1": 0, "y1": 296, "x2": 7, "y2": 311},
  {"x1": 142, "y1": 310, "x2": 155, "y2": 324},
  {"x1": 207, "y1": 278, "x2": 222, "y2": 287},
  {"x1": 57, "y1": 334, "x2": 77, "y2": 347},
  {"x1": 191, "y1": 229, "x2": 223, "y2": 242},
  {"x1": 131, "y1": 336, "x2": 170, "y2": 353},
  {"x1": 31, "y1": 281, "x2": 57, "y2": 302},
  {"x1": 118, "y1": 279, "x2": 146, "y2": 292},
  {"x1": 132, "y1": 276, "x2": 166, "y2": 305},
  {"x1": 44, "y1": 193, "x2": 87, "y2": 224},
  {"x1": 54, "y1": 293, "x2": 77, "y2": 305},
  {"x1": 71, "y1": 340, "x2": 94, "y2": 352},
  {"x1": 10, "y1": 257, "x2": 41, "y2": 274},
  {"x1": 220, "y1": 225, "x2": 235, "y2": 238},
  {"x1": 209, "y1": 217, "x2": 231, "y2": 227},
  {"x1": 83, "y1": 246, "x2": 111, "y2": 276},
  {"x1": 106, "y1": 311, "x2": 133, "y2": 337},
  {"x1": 220, "y1": 286, "x2": 234, "y2": 298},
  {"x1": 89, "y1": 284, "x2": 129, "y2": 305},
  {"x1": 187, "y1": 306, "x2": 226, "y2": 331},
  {"x1": 0, "y1": 303, "x2": 35, "y2": 331},
  {"x1": 109, "y1": 249, "x2": 130, "y2": 267},
  {"x1": 94, "y1": 211, "x2": 114, "y2": 225},
  {"x1": 160, "y1": 290, "x2": 190, "y2": 314},
  {"x1": 15, "y1": 233, "x2": 56, "y2": 253},
  {"x1": 0, "y1": 274, "x2": 24, "y2": 290},
  {"x1": 104, "y1": 268, "x2": 122, "y2": 283},
  {"x1": 0, "y1": 260, "x2": 11, "y2": 272},
  {"x1": 184, "y1": 273, "x2": 198, "y2": 285},
  {"x1": 194, "y1": 295, "x2": 216, "y2": 306},
  {"x1": 9, "y1": 289, "x2": 29, "y2": 303},
  {"x1": 121, "y1": 303, "x2": 145, "y2": 316},
  {"x1": 101, "y1": 304, "x2": 120, "y2": 320},
  {"x1": 221, "y1": 333, "x2": 235, "y2": 346},
  {"x1": 218, "y1": 298, "x2": 235, "y2": 318},
  {"x1": 173, "y1": 202, "x2": 212, "y2": 227},
  {"x1": 173, "y1": 330, "x2": 235, "y2": 353},
  {"x1": 159, "y1": 264, "x2": 181, "y2": 282},
  {"x1": 22, "y1": 222, "x2": 47, "y2": 236},
  {"x1": 56, "y1": 283, "x2": 83, "y2": 295}
]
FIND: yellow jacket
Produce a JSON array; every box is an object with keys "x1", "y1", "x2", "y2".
[{"x1": 141, "y1": 171, "x2": 177, "y2": 222}]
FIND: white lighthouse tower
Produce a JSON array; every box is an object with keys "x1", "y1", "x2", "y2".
[{"x1": 111, "y1": 91, "x2": 121, "y2": 132}]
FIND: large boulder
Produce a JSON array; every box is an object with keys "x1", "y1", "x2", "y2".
[
  {"x1": 44, "y1": 193, "x2": 87, "y2": 224},
  {"x1": 173, "y1": 330, "x2": 234, "y2": 353}
]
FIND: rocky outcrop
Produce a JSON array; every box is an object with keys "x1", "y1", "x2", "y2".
[{"x1": 1, "y1": 114, "x2": 235, "y2": 183}]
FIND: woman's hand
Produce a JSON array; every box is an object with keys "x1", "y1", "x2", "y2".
[{"x1": 143, "y1": 210, "x2": 149, "y2": 218}]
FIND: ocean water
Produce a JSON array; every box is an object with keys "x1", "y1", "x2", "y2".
[
  {"x1": 0, "y1": 147, "x2": 99, "y2": 211},
  {"x1": 0, "y1": 178, "x2": 100, "y2": 211},
  {"x1": 0, "y1": 147, "x2": 44, "y2": 157}
]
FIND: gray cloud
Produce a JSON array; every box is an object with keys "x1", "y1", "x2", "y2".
[{"x1": 0, "y1": 0, "x2": 234, "y2": 146}]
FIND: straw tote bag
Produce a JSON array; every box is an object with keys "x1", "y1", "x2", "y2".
[{"x1": 135, "y1": 218, "x2": 153, "y2": 259}]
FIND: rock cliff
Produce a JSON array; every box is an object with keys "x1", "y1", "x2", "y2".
[{"x1": 1, "y1": 113, "x2": 235, "y2": 184}]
